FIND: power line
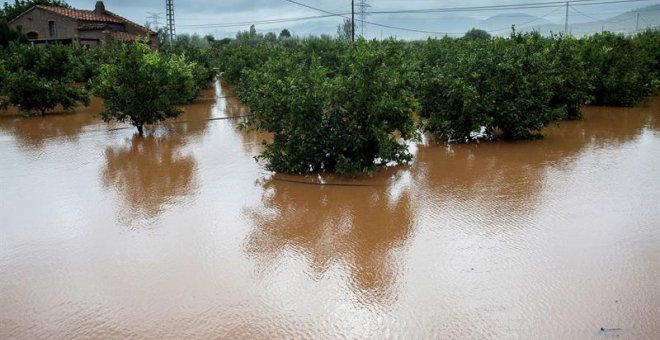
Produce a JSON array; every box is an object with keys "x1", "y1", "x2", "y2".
[
  {"x1": 147, "y1": 12, "x2": 162, "y2": 29},
  {"x1": 363, "y1": 0, "x2": 654, "y2": 15},
  {"x1": 639, "y1": 14, "x2": 654, "y2": 26},
  {"x1": 282, "y1": 0, "x2": 461, "y2": 35},
  {"x1": 358, "y1": 0, "x2": 370, "y2": 37},
  {"x1": 177, "y1": 0, "x2": 656, "y2": 35},
  {"x1": 281, "y1": 0, "x2": 655, "y2": 36},
  {"x1": 179, "y1": 14, "x2": 343, "y2": 28},
  {"x1": 569, "y1": 4, "x2": 636, "y2": 24},
  {"x1": 488, "y1": 5, "x2": 566, "y2": 33}
]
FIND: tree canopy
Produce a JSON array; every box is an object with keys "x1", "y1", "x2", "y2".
[
  {"x1": 93, "y1": 43, "x2": 198, "y2": 134},
  {"x1": 463, "y1": 28, "x2": 491, "y2": 40},
  {"x1": 279, "y1": 29, "x2": 291, "y2": 39}
]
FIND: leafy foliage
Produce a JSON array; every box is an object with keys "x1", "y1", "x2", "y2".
[
  {"x1": 239, "y1": 39, "x2": 418, "y2": 176},
  {"x1": 216, "y1": 29, "x2": 281, "y2": 84},
  {"x1": 3, "y1": 70, "x2": 88, "y2": 114},
  {"x1": 420, "y1": 33, "x2": 562, "y2": 141},
  {"x1": 582, "y1": 32, "x2": 656, "y2": 106},
  {"x1": 279, "y1": 29, "x2": 291, "y2": 39},
  {"x1": 464, "y1": 28, "x2": 491, "y2": 40},
  {"x1": 216, "y1": 28, "x2": 659, "y2": 175},
  {"x1": 1, "y1": 44, "x2": 89, "y2": 114},
  {"x1": 162, "y1": 34, "x2": 218, "y2": 99},
  {"x1": 0, "y1": 18, "x2": 27, "y2": 47},
  {"x1": 92, "y1": 43, "x2": 198, "y2": 134},
  {"x1": 545, "y1": 34, "x2": 593, "y2": 119}
]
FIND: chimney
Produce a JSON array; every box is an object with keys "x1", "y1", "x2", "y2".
[{"x1": 94, "y1": 1, "x2": 106, "y2": 15}]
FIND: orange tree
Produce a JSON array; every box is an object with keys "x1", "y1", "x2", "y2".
[
  {"x1": 238, "y1": 39, "x2": 419, "y2": 176},
  {"x1": 93, "y1": 42, "x2": 197, "y2": 134}
]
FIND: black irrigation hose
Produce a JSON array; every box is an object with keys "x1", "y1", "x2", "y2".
[
  {"x1": 105, "y1": 114, "x2": 255, "y2": 132},
  {"x1": 271, "y1": 175, "x2": 385, "y2": 187}
]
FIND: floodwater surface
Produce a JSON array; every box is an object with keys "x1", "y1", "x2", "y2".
[{"x1": 1, "y1": 82, "x2": 659, "y2": 339}]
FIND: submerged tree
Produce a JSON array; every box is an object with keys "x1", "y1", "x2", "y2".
[
  {"x1": 239, "y1": 39, "x2": 418, "y2": 176},
  {"x1": 93, "y1": 42, "x2": 198, "y2": 135},
  {"x1": 1, "y1": 44, "x2": 89, "y2": 114}
]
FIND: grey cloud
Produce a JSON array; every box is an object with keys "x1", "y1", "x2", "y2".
[{"x1": 65, "y1": 0, "x2": 660, "y2": 39}]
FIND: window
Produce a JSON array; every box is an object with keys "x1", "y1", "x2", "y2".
[{"x1": 48, "y1": 21, "x2": 56, "y2": 37}]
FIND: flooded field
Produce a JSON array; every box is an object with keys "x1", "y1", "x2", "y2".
[{"x1": 1, "y1": 81, "x2": 659, "y2": 339}]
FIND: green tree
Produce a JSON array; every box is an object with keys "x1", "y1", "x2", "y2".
[
  {"x1": 545, "y1": 34, "x2": 593, "y2": 119},
  {"x1": 203, "y1": 34, "x2": 215, "y2": 43},
  {"x1": 0, "y1": 18, "x2": 27, "y2": 47},
  {"x1": 0, "y1": 53, "x2": 7, "y2": 109},
  {"x1": 93, "y1": 43, "x2": 198, "y2": 134},
  {"x1": 1, "y1": 44, "x2": 89, "y2": 114},
  {"x1": 420, "y1": 34, "x2": 560, "y2": 141},
  {"x1": 1, "y1": 0, "x2": 70, "y2": 21},
  {"x1": 279, "y1": 29, "x2": 291, "y2": 39},
  {"x1": 463, "y1": 28, "x2": 491, "y2": 40},
  {"x1": 582, "y1": 32, "x2": 656, "y2": 106},
  {"x1": 3, "y1": 70, "x2": 88, "y2": 114},
  {"x1": 239, "y1": 39, "x2": 418, "y2": 176}
]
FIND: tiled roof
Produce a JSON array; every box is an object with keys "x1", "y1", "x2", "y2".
[
  {"x1": 105, "y1": 11, "x2": 155, "y2": 35},
  {"x1": 37, "y1": 5, "x2": 124, "y2": 24}
]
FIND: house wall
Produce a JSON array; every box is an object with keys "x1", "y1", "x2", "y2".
[
  {"x1": 9, "y1": 8, "x2": 78, "y2": 41},
  {"x1": 9, "y1": 6, "x2": 159, "y2": 49}
]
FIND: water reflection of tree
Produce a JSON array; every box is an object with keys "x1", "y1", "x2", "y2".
[
  {"x1": 101, "y1": 134, "x2": 197, "y2": 225},
  {"x1": 412, "y1": 99, "x2": 660, "y2": 228},
  {"x1": 170, "y1": 87, "x2": 215, "y2": 138},
  {"x1": 244, "y1": 179, "x2": 413, "y2": 306},
  {"x1": 0, "y1": 99, "x2": 103, "y2": 149}
]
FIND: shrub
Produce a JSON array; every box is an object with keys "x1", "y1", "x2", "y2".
[
  {"x1": 420, "y1": 34, "x2": 560, "y2": 141},
  {"x1": 582, "y1": 32, "x2": 654, "y2": 106},
  {"x1": 93, "y1": 43, "x2": 198, "y2": 134},
  {"x1": 239, "y1": 39, "x2": 418, "y2": 176},
  {"x1": 1, "y1": 44, "x2": 89, "y2": 114}
]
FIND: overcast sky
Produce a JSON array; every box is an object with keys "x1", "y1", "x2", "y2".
[{"x1": 65, "y1": 0, "x2": 660, "y2": 38}]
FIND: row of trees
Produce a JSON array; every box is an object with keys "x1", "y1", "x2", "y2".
[
  {"x1": 0, "y1": 39, "x2": 217, "y2": 133},
  {"x1": 216, "y1": 28, "x2": 659, "y2": 175},
  {"x1": 0, "y1": 0, "x2": 220, "y2": 133},
  {"x1": 1, "y1": 13, "x2": 658, "y2": 176}
]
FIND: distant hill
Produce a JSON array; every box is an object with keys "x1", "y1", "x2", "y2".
[
  {"x1": 481, "y1": 13, "x2": 553, "y2": 32},
  {"x1": 515, "y1": 4, "x2": 660, "y2": 36}
]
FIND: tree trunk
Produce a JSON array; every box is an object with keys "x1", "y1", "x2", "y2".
[{"x1": 136, "y1": 124, "x2": 144, "y2": 135}]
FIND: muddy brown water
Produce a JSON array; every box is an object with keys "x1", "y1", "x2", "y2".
[{"x1": 1, "y1": 81, "x2": 659, "y2": 339}]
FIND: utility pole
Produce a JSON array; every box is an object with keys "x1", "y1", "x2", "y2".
[
  {"x1": 147, "y1": 12, "x2": 162, "y2": 29},
  {"x1": 636, "y1": 13, "x2": 640, "y2": 32},
  {"x1": 358, "y1": 0, "x2": 370, "y2": 38},
  {"x1": 351, "y1": 0, "x2": 355, "y2": 42},
  {"x1": 166, "y1": 0, "x2": 176, "y2": 46},
  {"x1": 564, "y1": 2, "x2": 569, "y2": 35}
]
